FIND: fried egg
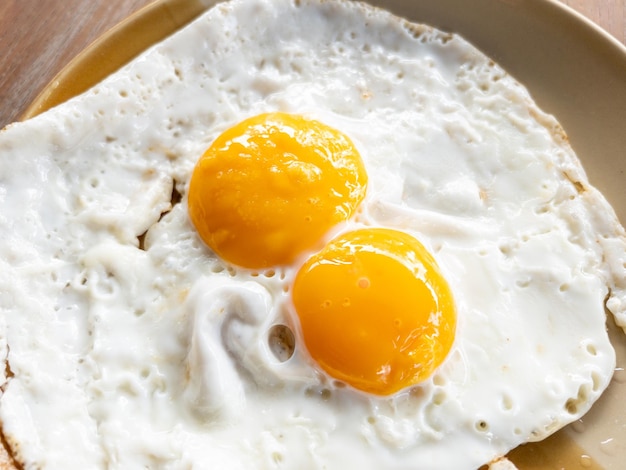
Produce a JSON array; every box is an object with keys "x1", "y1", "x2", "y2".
[{"x1": 0, "y1": 0, "x2": 625, "y2": 469}]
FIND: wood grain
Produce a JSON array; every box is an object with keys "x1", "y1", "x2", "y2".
[
  {"x1": 0, "y1": 0, "x2": 153, "y2": 128},
  {"x1": 560, "y1": 0, "x2": 626, "y2": 45},
  {"x1": 0, "y1": 0, "x2": 624, "y2": 129}
]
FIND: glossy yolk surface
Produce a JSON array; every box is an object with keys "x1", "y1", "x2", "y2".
[
  {"x1": 187, "y1": 113, "x2": 367, "y2": 269},
  {"x1": 292, "y1": 228, "x2": 456, "y2": 395}
]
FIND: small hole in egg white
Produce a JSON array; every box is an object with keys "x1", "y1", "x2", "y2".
[
  {"x1": 559, "y1": 283, "x2": 570, "y2": 292},
  {"x1": 591, "y1": 372, "x2": 601, "y2": 392},
  {"x1": 268, "y1": 324, "x2": 295, "y2": 362},
  {"x1": 403, "y1": 23, "x2": 422, "y2": 40},
  {"x1": 475, "y1": 420, "x2": 489, "y2": 432},
  {"x1": 272, "y1": 453, "x2": 283, "y2": 463},
  {"x1": 586, "y1": 343, "x2": 597, "y2": 356},
  {"x1": 565, "y1": 385, "x2": 589, "y2": 415},
  {"x1": 432, "y1": 391, "x2": 446, "y2": 406},
  {"x1": 170, "y1": 182, "x2": 182, "y2": 207},
  {"x1": 432, "y1": 374, "x2": 446, "y2": 386},
  {"x1": 211, "y1": 264, "x2": 225, "y2": 274},
  {"x1": 565, "y1": 398, "x2": 578, "y2": 415},
  {"x1": 367, "y1": 416, "x2": 376, "y2": 425},
  {"x1": 137, "y1": 231, "x2": 147, "y2": 251},
  {"x1": 500, "y1": 394, "x2": 514, "y2": 411},
  {"x1": 264, "y1": 269, "x2": 275, "y2": 278}
]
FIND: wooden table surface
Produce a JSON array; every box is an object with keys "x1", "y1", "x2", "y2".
[{"x1": 0, "y1": 0, "x2": 624, "y2": 129}]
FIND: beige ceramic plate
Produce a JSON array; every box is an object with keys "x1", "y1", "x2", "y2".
[{"x1": 21, "y1": 0, "x2": 626, "y2": 469}]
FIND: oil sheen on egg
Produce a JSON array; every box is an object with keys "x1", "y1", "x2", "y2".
[{"x1": 0, "y1": 0, "x2": 625, "y2": 469}]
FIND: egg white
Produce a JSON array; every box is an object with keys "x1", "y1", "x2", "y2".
[{"x1": 0, "y1": 0, "x2": 625, "y2": 469}]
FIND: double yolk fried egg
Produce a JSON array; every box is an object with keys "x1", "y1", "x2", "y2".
[
  {"x1": 0, "y1": 0, "x2": 625, "y2": 469},
  {"x1": 187, "y1": 112, "x2": 455, "y2": 396}
]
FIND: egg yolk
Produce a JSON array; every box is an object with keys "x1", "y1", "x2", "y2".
[
  {"x1": 188, "y1": 113, "x2": 367, "y2": 269},
  {"x1": 292, "y1": 228, "x2": 456, "y2": 395}
]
